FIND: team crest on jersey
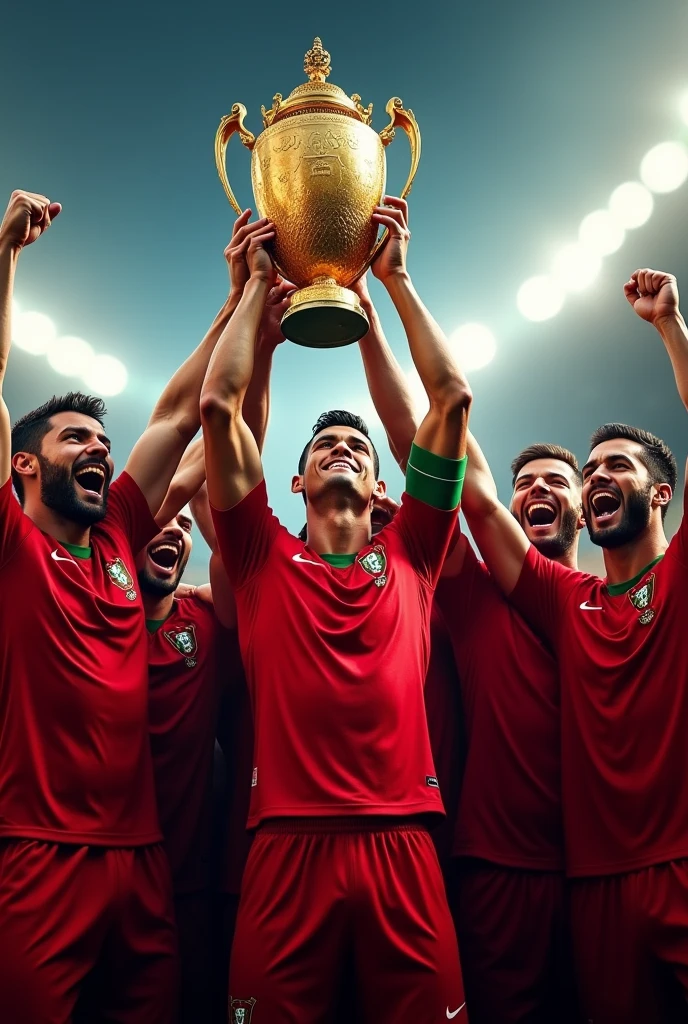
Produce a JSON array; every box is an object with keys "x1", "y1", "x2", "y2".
[
  {"x1": 628, "y1": 573, "x2": 656, "y2": 625},
  {"x1": 229, "y1": 997, "x2": 257, "y2": 1023},
  {"x1": 105, "y1": 557, "x2": 137, "y2": 601},
  {"x1": 163, "y1": 624, "x2": 198, "y2": 667},
  {"x1": 358, "y1": 545, "x2": 387, "y2": 587}
]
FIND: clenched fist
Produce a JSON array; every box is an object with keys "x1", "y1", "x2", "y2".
[
  {"x1": 624, "y1": 269, "x2": 680, "y2": 327},
  {"x1": 0, "y1": 190, "x2": 61, "y2": 253}
]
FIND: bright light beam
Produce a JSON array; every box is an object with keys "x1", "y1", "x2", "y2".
[
  {"x1": 640, "y1": 141, "x2": 688, "y2": 193},
  {"x1": 517, "y1": 276, "x2": 565, "y2": 322},
  {"x1": 579, "y1": 210, "x2": 625, "y2": 256},
  {"x1": 449, "y1": 323, "x2": 497, "y2": 371},
  {"x1": 608, "y1": 181, "x2": 654, "y2": 229},
  {"x1": 13, "y1": 311, "x2": 57, "y2": 355},
  {"x1": 47, "y1": 336, "x2": 95, "y2": 378},
  {"x1": 82, "y1": 354, "x2": 128, "y2": 396},
  {"x1": 552, "y1": 243, "x2": 602, "y2": 293}
]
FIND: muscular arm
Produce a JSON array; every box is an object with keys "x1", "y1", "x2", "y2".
[{"x1": 0, "y1": 244, "x2": 15, "y2": 487}]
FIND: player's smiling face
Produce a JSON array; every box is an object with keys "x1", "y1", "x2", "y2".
[
  {"x1": 301, "y1": 426, "x2": 377, "y2": 504},
  {"x1": 582, "y1": 438, "x2": 666, "y2": 549},
  {"x1": 31, "y1": 411, "x2": 114, "y2": 525},
  {"x1": 510, "y1": 458, "x2": 583, "y2": 558},
  {"x1": 136, "y1": 511, "x2": 193, "y2": 597}
]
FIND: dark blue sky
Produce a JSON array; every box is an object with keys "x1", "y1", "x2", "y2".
[{"x1": 3, "y1": 0, "x2": 688, "y2": 577}]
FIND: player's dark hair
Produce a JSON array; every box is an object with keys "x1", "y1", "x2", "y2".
[
  {"x1": 511, "y1": 443, "x2": 581, "y2": 487},
  {"x1": 297, "y1": 410, "x2": 380, "y2": 478},
  {"x1": 588, "y1": 423, "x2": 677, "y2": 520},
  {"x1": 11, "y1": 392, "x2": 107, "y2": 504}
]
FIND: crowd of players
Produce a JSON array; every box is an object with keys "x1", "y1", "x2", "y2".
[{"x1": 0, "y1": 186, "x2": 686, "y2": 1024}]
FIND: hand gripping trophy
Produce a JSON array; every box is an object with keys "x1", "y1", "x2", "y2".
[{"x1": 215, "y1": 37, "x2": 420, "y2": 348}]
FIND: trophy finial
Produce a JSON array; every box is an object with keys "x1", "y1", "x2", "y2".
[{"x1": 304, "y1": 37, "x2": 331, "y2": 82}]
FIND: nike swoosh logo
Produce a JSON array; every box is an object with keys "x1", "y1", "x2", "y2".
[
  {"x1": 579, "y1": 601, "x2": 603, "y2": 611},
  {"x1": 446, "y1": 1005, "x2": 466, "y2": 1019},
  {"x1": 292, "y1": 552, "x2": 326, "y2": 567},
  {"x1": 51, "y1": 549, "x2": 77, "y2": 564}
]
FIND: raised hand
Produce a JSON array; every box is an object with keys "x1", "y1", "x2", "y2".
[
  {"x1": 0, "y1": 190, "x2": 61, "y2": 253},
  {"x1": 258, "y1": 278, "x2": 295, "y2": 350},
  {"x1": 624, "y1": 269, "x2": 680, "y2": 327},
  {"x1": 225, "y1": 213, "x2": 274, "y2": 296},
  {"x1": 246, "y1": 222, "x2": 277, "y2": 285},
  {"x1": 371, "y1": 196, "x2": 410, "y2": 285}
]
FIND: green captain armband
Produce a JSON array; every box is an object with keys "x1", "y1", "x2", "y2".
[{"x1": 405, "y1": 444, "x2": 467, "y2": 510}]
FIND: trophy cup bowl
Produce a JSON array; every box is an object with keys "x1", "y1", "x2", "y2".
[{"x1": 215, "y1": 38, "x2": 421, "y2": 349}]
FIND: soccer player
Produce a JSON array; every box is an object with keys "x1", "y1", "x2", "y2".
[
  {"x1": 354, "y1": 275, "x2": 581, "y2": 1022},
  {"x1": 0, "y1": 189, "x2": 263, "y2": 1023},
  {"x1": 200, "y1": 196, "x2": 472, "y2": 1023},
  {"x1": 462, "y1": 268, "x2": 688, "y2": 1023}
]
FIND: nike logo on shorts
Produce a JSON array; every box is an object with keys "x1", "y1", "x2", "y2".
[
  {"x1": 292, "y1": 552, "x2": 325, "y2": 567},
  {"x1": 51, "y1": 549, "x2": 77, "y2": 564},
  {"x1": 579, "y1": 601, "x2": 603, "y2": 611},
  {"x1": 446, "y1": 1005, "x2": 466, "y2": 1019}
]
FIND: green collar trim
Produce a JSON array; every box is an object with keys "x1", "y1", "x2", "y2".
[
  {"x1": 321, "y1": 552, "x2": 357, "y2": 568},
  {"x1": 146, "y1": 605, "x2": 176, "y2": 633},
  {"x1": 606, "y1": 554, "x2": 665, "y2": 596},
  {"x1": 61, "y1": 541, "x2": 92, "y2": 559}
]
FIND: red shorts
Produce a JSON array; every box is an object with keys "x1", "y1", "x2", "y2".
[
  {"x1": 571, "y1": 859, "x2": 688, "y2": 1023},
  {"x1": 175, "y1": 892, "x2": 214, "y2": 1024},
  {"x1": 452, "y1": 860, "x2": 578, "y2": 1024},
  {"x1": 0, "y1": 840, "x2": 178, "y2": 1024},
  {"x1": 229, "y1": 819, "x2": 466, "y2": 1023}
]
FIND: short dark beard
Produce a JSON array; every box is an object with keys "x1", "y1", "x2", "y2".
[
  {"x1": 38, "y1": 453, "x2": 108, "y2": 526},
  {"x1": 137, "y1": 554, "x2": 189, "y2": 598},
  {"x1": 531, "y1": 506, "x2": 580, "y2": 559},
  {"x1": 586, "y1": 482, "x2": 652, "y2": 549}
]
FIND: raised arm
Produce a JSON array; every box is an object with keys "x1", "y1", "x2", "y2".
[
  {"x1": 124, "y1": 211, "x2": 264, "y2": 515},
  {"x1": 0, "y1": 191, "x2": 61, "y2": 488},
  {"x1": 624, "y1": 268, "x2": 688, "y2": 509},
  {"x1": 372, "y1": 197, "x2": 472, "y2": 463},
  {"x1": 200, "y1": 222, "x2": 276, "y2": 511}
]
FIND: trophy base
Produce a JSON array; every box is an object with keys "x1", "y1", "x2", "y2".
[{"x1": 281, "y1": 281, "x2": 369, "y2": 349}]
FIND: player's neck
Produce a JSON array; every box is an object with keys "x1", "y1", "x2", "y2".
[
  {"x1": 306, "y1": 505, "x2": 372, "y2": 555},
  {"x1": 602, "y1": 520, "x2": 669, "y2": 586},
  {"x1": 26, "y1": 500, "x2": 92, "y2": 548},
  {"x1": 142, "y1": 590, "x2": 176, "y2": 621},
  {"x1": 552, "y1": 547, "x2": 578, "y2": 571}
]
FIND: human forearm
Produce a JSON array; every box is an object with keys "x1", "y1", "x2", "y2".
[
  {"x1": 155, "y1": 437, "x2": 205, "y2": 526},
  {"x1": 0, "y1": 243, "x2": 18, "y2": 386},
  {"x1": 461, "y1": 433, "x2": 501, "y2": 519},
  {"x1": 202, "y1": 278, "x2": 271, "y2": 413},
  {"x1": 655, "y1": 311, "x2": 688, "y2": 413},
  {"x1": 242, "y1": 338, "x2": 274, "y2": 452}
]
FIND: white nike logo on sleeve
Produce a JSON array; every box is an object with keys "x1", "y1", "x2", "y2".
[
  {"x1": 292, "y1": 552, "x2": 326, "y2": 568},
  {"x1": 446, "y1": 1005, "x2": 466, "y2": 1019},
  {"x1": 51, "y1": 549, "x2": 77, "y2": 565},
  {"x1": 579, "y1": 601, "x2": 603, "y2": 611}
]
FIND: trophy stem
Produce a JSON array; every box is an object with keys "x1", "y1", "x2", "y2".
[{"x1": 281, "y1": 279, "x2": 370, "y2": 349}]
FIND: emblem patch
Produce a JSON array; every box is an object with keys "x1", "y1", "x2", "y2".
[
  {"x1": 628, "y1": 573, "x2": 656, "y2": 625},
  {"x1": 105, "y1": 557, "x2": 137, "y2": 601},
  {"x1": 358, "y1": 545, "x2": 387, "y2": 587},
  {"x1": 230, "y1": 997, "x2": 257, "y2": 1024},
  {"x1": 163, "y1": 624, "x2": 198, "y2": 667}
]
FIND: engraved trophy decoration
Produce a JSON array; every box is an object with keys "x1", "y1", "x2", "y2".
[{"x1": 215, "y1": 38, "x2": 420, "y2": 348}]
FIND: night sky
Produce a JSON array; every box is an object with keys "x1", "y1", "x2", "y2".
[{"x1": 3, "y1": 0, "x2": 688, "y2": 579}]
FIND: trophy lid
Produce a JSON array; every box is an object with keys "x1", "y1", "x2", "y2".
[{"x1": 262, "y1": 38, "x2": 373, "y2": 128}]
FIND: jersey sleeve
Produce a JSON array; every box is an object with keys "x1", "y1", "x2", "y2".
[
  {"x1": 392, "y1": 491, "x2": 459, "y2": 588},
  {"x1": 210, "y1": 479, "x2": 280, "y2": 590},
  {"x1": 666, "y1": 509, "x2": 688, "y2": 568},
  {"x1": 104, "y1": 471, "x2": 159, "y2": 553},
  {"x1": 509, "y1": 544, "x2": 581, "y2": 647},
  {"x1": 0, "y1": 478, "x2": 33, "y2": 571}
]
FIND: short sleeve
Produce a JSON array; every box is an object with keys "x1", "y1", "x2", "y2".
[
  {"x1": 104, "y1": 472, "x2": 159, "y2": 553},
  {"x1": 210, "y1": 480, "x2": 280, "y2": 590},
  {"x1": 509, "y1": 544, "x2": 581, "y2": 647},
  {"x1": 0, "y1": 478, "x2": 33, "y2": 570},
  {"x1": 390, "y1": 491, "x2": 458, "y2": 588}
]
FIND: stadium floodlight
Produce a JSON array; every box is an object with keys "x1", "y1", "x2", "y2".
[
  {"x1": 552, "y1": 243, "x2": 602, "y2": 293},
  {"x1": 82, "y1": 353, "x2": 128, "y2": 396},
  {"x1": 608, "y1": 181, "x2": 654, "y2": 229},
  {"x1": 640, "y1": 141, "x2": 688, "y2": 194},
  {"x1": 47, "y1": 336, "x2": 95, "y2": 378},
  {"x1": 517, "y1": 276, "x2": 565, "y2": 322},
  {"x1": 12, "y1": 310, "x2": 57, "y2": 355},
  {"x1": 679, "y1": 91, "x2": 688, "y2": 127},
  {"x1": 579, "y1": 210, "x2": 625, "y2": 256},
  {"x1": 449, "y1": 323, "x2": 497, "y2": 371}
]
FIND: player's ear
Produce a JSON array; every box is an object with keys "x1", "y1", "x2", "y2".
[
  {"x1": 653, "y1": 481, "x2": 672, "y2": 513},
  {"x1": 372, "y1": 478, "x2": 386, "y2": 501},
  {"x1": 291, "y1": 474, "x2": 305, "y2": 495},
  {"x1": 11, "y1": 451, "x2": 38, "y2": 481}
]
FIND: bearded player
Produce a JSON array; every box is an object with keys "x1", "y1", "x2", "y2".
[
  {"x1": 461, "y1": 268, "x2": 688, "y2": 1023},
  {"x1": 355, "y1": 275, "x2": 581, "y2": 1022},
  {"x1": 200, "y1": 196, "x2": 472, "y2": 1023},
  {"x1": 0, "y1": 189, "x2": 266, "y2": 1023}
]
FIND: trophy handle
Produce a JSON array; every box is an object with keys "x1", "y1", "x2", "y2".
[
  {"x1": 214, "y1": 104, "x2": 256, "y2": 216},
  {"x1": 366, "y1": 97, "x2": 422, "y2": 268}
]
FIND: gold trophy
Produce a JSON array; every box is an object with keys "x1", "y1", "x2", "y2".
[{"x1": 215, "y1": 38, "x2": 420, "y2": 348}]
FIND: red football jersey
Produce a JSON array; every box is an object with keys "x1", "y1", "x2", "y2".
[
  {"x1": 219, "y1": 675, "x2": 255, "y2": 894},
  {"x1": 211, "y1": 481, "x2": 456, "y2": 828},
  {"x1": 436, "y1": 543, "x2": 563, "y2": 870},
  {"x1": 148, "y1": 594, "x2": 237, "y2": 892},
  {"x1": 511, "y1": 514, "x2": 688, "y2": 876},
  {"x1": 0, "y1": 473, "x2": 160, "y2": 845}
]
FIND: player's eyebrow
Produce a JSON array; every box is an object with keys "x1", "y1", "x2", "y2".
[
  {"x1": 177, "y1": 515, "x2": 192, "y2": 531},
  {"x1": 582, "y1": 452, "x2": 632, "y2": 477},
  {"x1": 314, "y1": 432, "x2": 370, "y2": 452},
  {"x1": 58, "y1": 424, "x2": 112, "y2": 448}
]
